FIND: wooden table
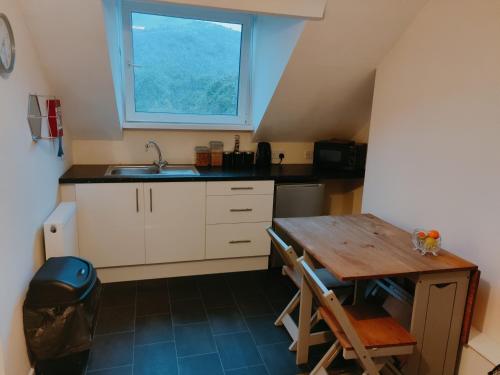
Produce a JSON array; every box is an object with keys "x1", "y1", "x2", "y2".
[{"x1": 274, "y1": 214, "x2": 478, "y2": 375}]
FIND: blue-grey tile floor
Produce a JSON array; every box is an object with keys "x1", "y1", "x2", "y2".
[{"x1": 85, "y1": 269, "x2": 360, "y2": 375}]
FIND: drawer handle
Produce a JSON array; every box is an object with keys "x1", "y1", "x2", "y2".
[
  {"x1": 229, "y1": 240, "x2": 252, "y2": 244},
  {"x1": 136, "y1": 188, "x2": 139, "y2": 212},
  {"x1": 230, "y1": 208, "x2": 253, "y2": 212},
  {"x1": 150, "y1": 188, "x2": 153, "y2": 213},
  {"x1": 231, "y1": 187, "x2": 254, "y2": 190}
]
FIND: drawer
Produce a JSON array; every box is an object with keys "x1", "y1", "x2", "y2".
[
  {"x1": 206, "y1": 222, "x2": 271, "y2": 259},
  {"x1": 207, "y1": 180, "x2": 274, "y2": 196},
  {"x1": 206, "y1": 195, "x2": 273, "y2": 224}
]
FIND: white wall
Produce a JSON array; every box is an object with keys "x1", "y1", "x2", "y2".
[
  {"x1": 252, "y1": 15, "x2": 305, "y2": 128},
  {"x1": 155, "y1": 0, "x2": 326, "y2": 19},
  {"x1": 20, "y1": 0, "x2": 122, "y2": 139},
  {"x1": 362, "y1": 0, "x2": 500, "y2": 368},
  {"x1": 0, "y1": 341, "x2": 4, "y2": 375},
  {"x1": 0, "y1": 0, "x2": 73, "y2": 374},
  {"x1": 72, "y1": 130, "x2": 312, "y2": 164},
  {"x1": 254, "y1": 0, "x2": 429, "y2": 141}
]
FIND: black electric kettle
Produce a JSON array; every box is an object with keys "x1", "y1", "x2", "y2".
[{"x1": 255, "y1": 142, "x2": 272, "y2": 168}]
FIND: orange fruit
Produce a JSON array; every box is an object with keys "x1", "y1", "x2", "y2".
[
  {"x1": 417, "y1": 231, "x2": 427, "y2": 239},
  {"x1": 428, "y1": 230, "x2": 440, "y2": 239}
]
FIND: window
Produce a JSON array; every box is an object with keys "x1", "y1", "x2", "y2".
[{"x1": 121, "y1": 1, "x2": 253, "y2": 129}]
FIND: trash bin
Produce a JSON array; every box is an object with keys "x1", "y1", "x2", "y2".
[
  {"x1": 23, "y1": 256, "x2": 101, "y2": 375},
  {"x1": 490, "y1": 365, "x2": 500, "y2": 375}
]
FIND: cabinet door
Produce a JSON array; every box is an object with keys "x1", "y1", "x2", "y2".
[
  {"x1": 76, "y1": 183, "x2": 146, "y2": 268},
  {"x1": 144, "y1": 182, "x2": 206, "y2": 264}
]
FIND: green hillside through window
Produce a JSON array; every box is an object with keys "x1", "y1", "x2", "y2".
[{"x1": 131, "y1": 12, "x2": 242, "y2": 116}]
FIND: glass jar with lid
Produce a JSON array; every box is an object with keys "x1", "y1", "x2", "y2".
[
  {"x1": 209, "y1": 141, "x2": 224, "y2": 167},
  {"x1": 194, "y1": 146, "x2": 210, "y2": 167}
]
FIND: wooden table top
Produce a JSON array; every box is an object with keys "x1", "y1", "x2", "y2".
[{"x1": 273, "y1": 214, "x2": 477, "y2": 281}]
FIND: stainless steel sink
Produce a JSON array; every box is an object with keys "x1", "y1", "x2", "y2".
[{"x1": 105, "y1": 165, "x2": 200, "y2": 177}]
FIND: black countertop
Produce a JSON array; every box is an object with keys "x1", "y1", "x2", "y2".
[{"x1": 59, "y1": 164, "x2": 365, "y2": 184}]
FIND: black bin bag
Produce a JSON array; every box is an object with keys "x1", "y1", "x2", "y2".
[{"x1": 23, "y1": 256, "x2": 101, "y2": 373}]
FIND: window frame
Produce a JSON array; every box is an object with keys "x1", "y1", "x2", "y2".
[{"x1": 121, "y1": 0, "x2": 253, "y2": 130}]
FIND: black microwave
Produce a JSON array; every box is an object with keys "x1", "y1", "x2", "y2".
[{"x1": 313, "y1": 140, "x2": 367, "y2": 171}]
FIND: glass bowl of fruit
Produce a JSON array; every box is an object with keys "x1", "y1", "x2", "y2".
[{"x1": 412, "y1": 229, "x2": 441, "y2": 256}]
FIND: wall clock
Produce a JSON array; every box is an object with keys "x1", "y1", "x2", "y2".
[{"x1": 0, "y1": 13, "x2": 15, "y2": 74}]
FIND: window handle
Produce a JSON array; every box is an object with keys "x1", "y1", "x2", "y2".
[
  {"x1": 230, "y1": 208, "x2": 253, "y2": 212},
  {"x1": 128, "y1": 62, "x2": 143, "y2": 68}
]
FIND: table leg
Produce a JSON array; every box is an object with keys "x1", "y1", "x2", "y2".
[
  {"x1": 296, "y1": 252, "x2": 314, "y2": 365},
  {"x1": 353, "y1": 280, "x2": 368, "y2": 305},
  {"x1": 405, "y1": 271, "x2": 470, "y2": 375}
]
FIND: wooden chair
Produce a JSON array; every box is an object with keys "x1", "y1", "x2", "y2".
[
  {"x1": 266, "y1": 227, "x2": 353, "y2": 350},
  {"x1": 296, "y1": 257, "x2": 417, "y2": 375}
]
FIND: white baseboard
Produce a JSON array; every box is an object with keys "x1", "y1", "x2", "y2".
[
  {"x1": 466, "y1": 328, "x2": 500, "y2": 365},
  {"x1": 96, "y1": 256, "x2": 269, "y2": 283}
]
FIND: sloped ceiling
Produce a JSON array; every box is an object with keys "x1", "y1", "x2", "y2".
[
  {"x1": 19, "y1": 0, "x2": 428, "y2": 141},
  {"x1": 20, "y1": 0, "x2": 122, "y2": 139},
  {"x1": 254, "y1": 0, "x2": 429, "y2": 142}
]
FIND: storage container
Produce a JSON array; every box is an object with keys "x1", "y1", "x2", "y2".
[
  {"x1": 209, "y1": 141, "x2": 224, "y2": 167},
  {"x1": 222, "y1": 151, "x2": 233, "y2": 169},
  {"x1": 195, "y1": 146, "x2": 210, "y2": 167}
]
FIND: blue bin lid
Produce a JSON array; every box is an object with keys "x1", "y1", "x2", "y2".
[{"x1": 25, "y1": 256, "x2": 96, "y2": 307}]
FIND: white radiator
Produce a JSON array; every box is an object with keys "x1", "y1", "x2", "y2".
[{"x1": 43, "y1": 202, "x2": 79, "y2": 259}]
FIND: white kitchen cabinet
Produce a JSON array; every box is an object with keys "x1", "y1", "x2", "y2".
[
  {"x1": 74, "y1": 180, "x2": 271, "y2": 270},
  {"x1": 206, "y1": 195, "x2": 274, "y2": 224},
  {"x1": 206, "y1": 222, "x2": 271, "y2": 259},
  {"x1": 144, "y1": 182, "x2": 206, "y2": 264},
  {"x1": 205, "y1": 180, "x2": 274, "y2": 259},
  {"x1": 207, "y1": 181, "x2": 275, "y2": 196},
  {"x1": 76, "y1": 183, "x2": 146, "y2": 268}
]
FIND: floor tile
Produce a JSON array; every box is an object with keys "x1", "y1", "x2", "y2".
[
  {"x1": 137, "y1": 278, "x2": 168, "y2": 292},
  {"x1": 268, "y1": 297, "x2": 292, "y2": 316},
  {"x1": 136, "y1": 289, "x2": 170, "y2": 316},
  {"x1": 178, "y1": 353, "x2": 224, "y2": 375},
  {"x1": 262, "y1": 279, "x2": 296, "y2": 301},
  {"x1": 133, "y1": 342, "x2": 178, "y2": 375},
  {"x1": 174, "y1": 322, "x2": 216, "y2": 357},
  {"x1": 202, "y1": 291, "x2": 235, "y2": 309},
  {"x1": 100, "y1": 282, "x2": 136, "y2": 308},
  {"x1": 196, "y1": 273, "x2": 228, "y2": 290},
  {"x1": 225, "y1": 365, "x2": 269, "y2": 375},
  {"x1": 199, "y1": 278, "x2": 235, "y2": 309},
  {"x1": 135, "y1": 314, "x2": 173, "y2": 345},
  {"x1": 168, "y1": 276, "x2": 200, "y2": 300},
  {"x1": 215, "y1": 332, "x2": 262, "y2": 370},
  {"x1": 236, "y1": 294, "x2": 274, "y2": 317},
  {"x1": 207, "y1": 306, "x2": 247, "y2": 335},
  {"x1": 245, "y1": 315, "x2": 289, "y2": 345},
  {"x1": 225, "y1": 272, "x2": 263, "y2": 298},
  {"x1": 171, "y1": 298, "x2": 207, "y2": 325},
  {"x1": 257, "y1": 342, "x2": 302, "y2": 375},
  {"x1": 86, "y1": 365, "x2": 133, "y2": 375},
  {"x1": 87, "y1": 332, "x2": 134, "y2": 371},
  {"x1": 89, "y1": 270, "x2": 356, "y2": 375},
  {"x1": 95, "y1": 305, "x2": 135, "y2": 335}
]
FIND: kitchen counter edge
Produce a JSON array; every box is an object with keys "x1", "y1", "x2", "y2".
[{"x1": 59, "y1": 164, "x2": 365, "y2": 184}]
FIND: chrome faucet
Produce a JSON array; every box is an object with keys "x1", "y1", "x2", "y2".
[{"x1": 145, "y1": 140, "x2": 168, "y2": 169}]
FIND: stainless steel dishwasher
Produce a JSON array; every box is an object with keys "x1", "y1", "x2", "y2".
[{"x1": 270, "y1": 183, "x2": 325, "y2": 267}]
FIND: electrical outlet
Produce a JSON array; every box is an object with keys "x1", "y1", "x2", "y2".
[
  {"x1": 272, "y1": 150, "x2": 285, "y2": 160},
  {"x1": 304, "y1": 150, "x2": 313, "y2": 160}
]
